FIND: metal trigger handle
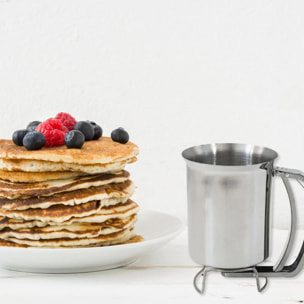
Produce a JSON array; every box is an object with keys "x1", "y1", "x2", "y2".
[
  {"x1": 221, "y1": 167, "x2": 304, "y2": 288},
  {"x1": 274, "y1": 167, "x2": 304, "y2": 272},
  {"x1": 275, "y1": 167, "x2": 304, "y2": 191}
]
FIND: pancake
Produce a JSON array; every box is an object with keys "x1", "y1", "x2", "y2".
[
  {"x1": 0, "y1": 234, "x2": 143, "y2": 248},
  {"x1": 0, "y1": 239, "x2": 28, "y2": 248},
  {"x1": 0, "y1": 170, "x2": 88, "y2": 183},
  {"x1": 0, "y1": 199, "x2": 139, "y2": 229},
  {"x1": 0, "y1": 179, "x2": 135, "y2": 210},
  {"x1": 0, "y1": 157, "x2": 137, "y2": 173},
  {"x1": 0, "y1": 199, "x2": 138, "y2": 223},
  {"x1": 123, "y1": 235, "x2": 144, "y2": 244},
  {"x1": 0, "y1": 137, "x2": 139, "y2": 165},
  {"x1": 6, "y1": 227, "x2": 136, "y2": 248},
  {"x1": 0, "y1": 200, "x2": 102, "y2": 222},
  {"x1": 62, "y1": 200, "x2": 139, "y2": 225},
  {"x1": 0, "y1": 170, "x2": 130, "y2": 199},
  {"x1": 0, "y1": 136, "x2": 141, "y2": 248},
  {"x1": 0, "y1": 214, "x2": 137, "y2": 240}
]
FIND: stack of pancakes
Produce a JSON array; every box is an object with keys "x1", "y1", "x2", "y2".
[{"x1": 0, "y1": 137, "x2": 142, "y2": 248}]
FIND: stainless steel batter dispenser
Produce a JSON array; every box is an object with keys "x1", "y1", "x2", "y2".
[{"x1": 182, "y1": 143, "x2": 304, "y2": 293}]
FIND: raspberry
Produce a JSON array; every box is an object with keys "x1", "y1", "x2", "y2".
[
  {"x1": 36, "y1": 118, "x2": 68, "y2": 147},
  {"x1": 55, "y1": 112, "x2": 77, "y2": 131}
]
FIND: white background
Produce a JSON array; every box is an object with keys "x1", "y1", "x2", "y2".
[{"x1": 0, "y1": 0, "x2": 304, "y2": 228}]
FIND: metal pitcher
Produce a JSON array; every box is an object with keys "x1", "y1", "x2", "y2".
[{"x1": 182, "y1": 143, "x2": 304, "y2": 293}]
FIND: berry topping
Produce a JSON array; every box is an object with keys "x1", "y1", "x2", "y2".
[
  {"x1": 23, "y1": 131, "x2": 46, "y2": 150},
  {"x1": 87, "y1": 121, "x2": 103, "y2": 140},
  {"x1": 111, "y1": 127, "x2": 129, "y2": 144},
  {"x1": 92, "y1": 124, "x2": 103, "y2": 140},
  {"x1": 26, "y1": 121, "x2": 41, "y2": 131},
  {"x1": 36, "y1": 118, "x2": 68, "y2": 147},
  {"x1": 64, "y1": 130, "x2": 85, "y2": 149},
  {"x1": 55, "y1": 112, "x2": 77, "y2": 131},
  {"x1": 12, "y1": 113, "x2": 107, "y2": 150},
  {"x1": 73, "y1": 121, "x2": 94, "y2": 141},
  {"x1": 12, "y1": 129, "x2": 29, "y2": 146}
]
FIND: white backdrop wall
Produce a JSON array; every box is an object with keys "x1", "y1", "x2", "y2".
[{"x1": 0, "y1": 0, "x2": 303, "y2": 228}]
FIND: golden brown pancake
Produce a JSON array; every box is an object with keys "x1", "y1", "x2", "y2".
[
  {"x1": 0, "y1": 234, "x2": 143, "y2": 248},
  {"x1": 0, "y1": 170, "x2": 88, "y2": 183},
  {"x1": 6, "y1": 227, "x2": 136, "y2": 248},
  {"x1": 0, "y1": 170, "x2": 130, "y2": 199},
  {"x1": 0, "y1": 157, "x2": 137, "y2": 173},
  {"x1": 61, "y1": 200, "x2": 139, "y2": 225},
  {"x1": 0, "y1": 200, "x2": 102, "y2": 222},
  {"x1": 0, "y1": 239, "x2": 28, "y2": 248},
  {"x1": 124, "y1": 235, "x2": 144, "y2": 244},
  {"x1": 0, "y1": 199, "x2": 138, "y2": 223},
  {"x1": 0, "y1": 180, "x2": 135, "y2": 210},
  {"x1": 0, "y1": 214, "x2": 137, "y2": 240},
  {"x1": 0, "y1": 199, "x2": 139, "y2": 229},
  {"x1": 0, "y1": 137, "x2": 139, "y2": 165}
]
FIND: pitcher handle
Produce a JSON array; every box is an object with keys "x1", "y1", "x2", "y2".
[
  {"x1": 274, "y1": 167, "x2": 304, "y2": 272},
  {"x1": 220, "y1": 166, "x2": 304, "y2": 283}
]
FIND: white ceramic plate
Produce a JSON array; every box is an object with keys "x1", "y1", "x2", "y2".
[{"x1": 0, "y1": 210, "x2": 184, "y2": 273}]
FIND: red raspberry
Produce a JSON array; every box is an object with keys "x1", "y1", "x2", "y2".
[
  {"x1": 36, "y1": 118, "x2": 68, "y2": 147},
  {"x1": 55, "y1": 112, "x2": 77, "y2": 131}
]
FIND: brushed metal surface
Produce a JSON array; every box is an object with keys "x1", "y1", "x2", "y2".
[{"x1": 182, "y1": 143, "x2": 277, "y2": 269}]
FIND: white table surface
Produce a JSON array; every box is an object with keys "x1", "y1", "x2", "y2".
[{"x1": 1, "y1": 228, "x2": 303, "y2": 304}]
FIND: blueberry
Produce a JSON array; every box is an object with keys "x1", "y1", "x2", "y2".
[
  {"x1": 87, "y1": 120, "x2": 97, "y2": 126},
  {"x1": 92, "y1": 125, "x2": 102, "y2": 140},
  {"x1": 86, "y1": 121, "x2": 103, "y2": 140},
  {"x1": 73, "y1": 121, "x2": 94, "y2": 141},
  {"x1": 23, "y1": 131, "x2": 46, "y2": 150},
  {"x1": 111, "y1": 127, "x2": 129, "y2": 144},
  {"x1": 65, "y1": 130, "x2": 85, "y2": 149},
  {"x1": 26, "y1": 121, "x2": 42, "y2": 131},
  {"x1": 12, "y1": 129, "x2": 29, "y2": 146}
]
